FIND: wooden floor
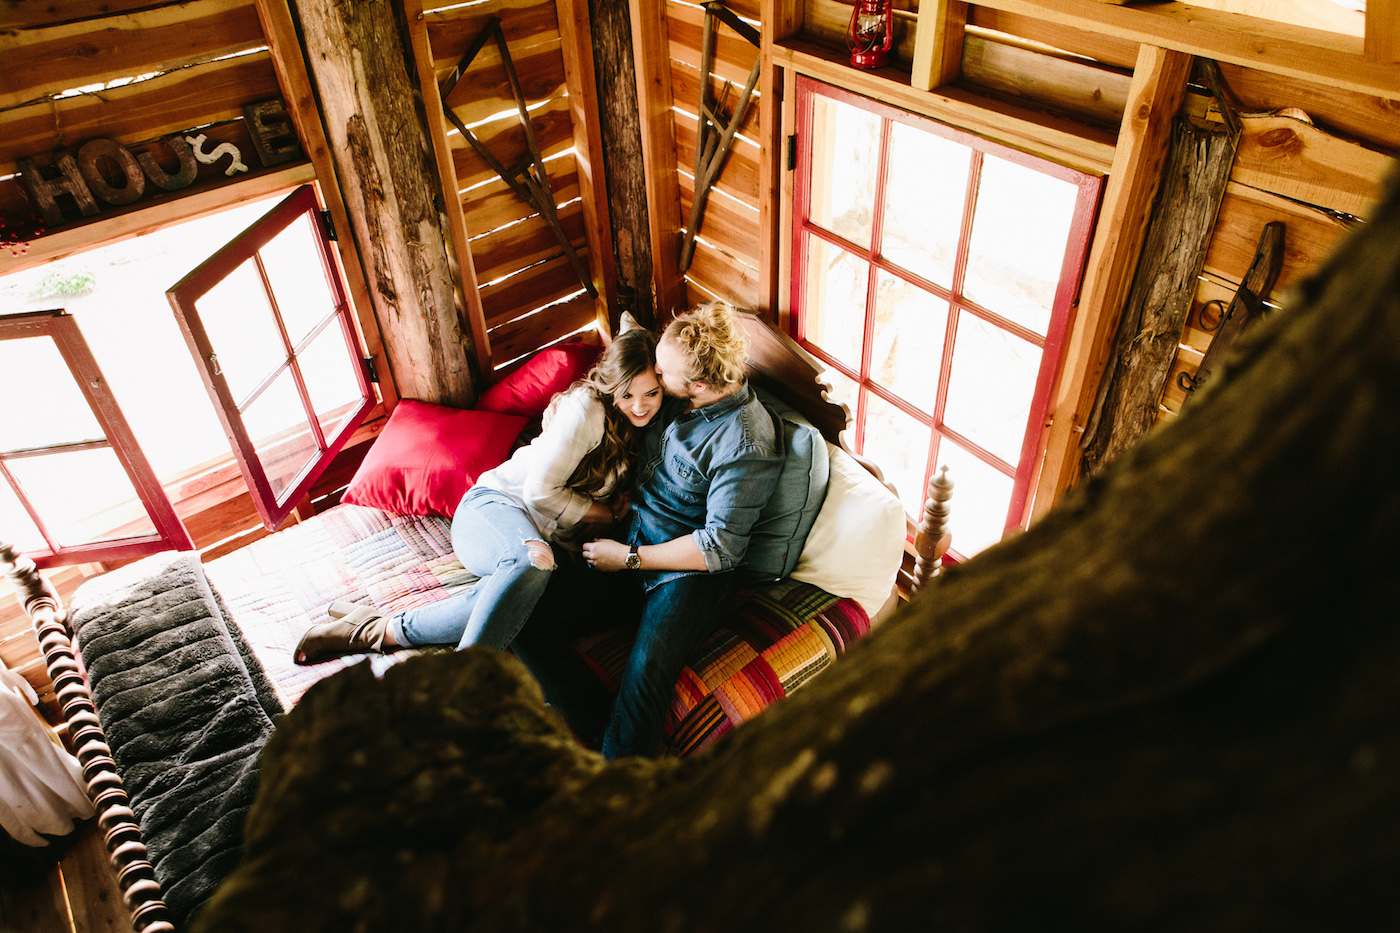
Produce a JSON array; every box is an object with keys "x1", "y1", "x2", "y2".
[{"x1": 0, "y1": 821, "x2": 131, "y2": 933}]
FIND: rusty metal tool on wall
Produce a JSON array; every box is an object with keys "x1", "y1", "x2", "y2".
[
  {"x1": 1179, "y1": 221, "x2": 1285, "y2": 397},
  {"x1": 439, "y1": 17, "x2": 596, "y2": 297},
  {"x1": 680, "y1": 2, "x2": 761, "y2": 274}
]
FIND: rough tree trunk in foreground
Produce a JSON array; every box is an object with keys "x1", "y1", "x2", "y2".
[{"x1": 195, "y1": 177, "x2": 1400, "y2": 931}]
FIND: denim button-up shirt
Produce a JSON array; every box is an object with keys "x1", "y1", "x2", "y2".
[{"x1": 628, "y1": 382, "x2": 784, "y2": 591}]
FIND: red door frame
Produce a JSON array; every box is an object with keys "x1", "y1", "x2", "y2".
[
  {"x1": 0, "y1": 309, "x2": 194, "y2": 568},
  {"x1": 166, "y1": 185, "x2": 375, "y2": 531},
  {"x1": 790, "y1": 76, "x2": 1103, "y2": 541}
]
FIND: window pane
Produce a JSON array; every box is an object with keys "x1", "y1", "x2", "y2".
[
  {"x1": 871, "y1": 271, "x2": 946, "y2": 412},
  {"x1": 6, "y1": 449, "x2": 156, "y2": 547},
  {"x1": 0, "y1": 196, "x2": 279, "y2": 481},
  {"x1": 943, "y1": 313, "x2": 1042, "y2": 466},
  {"x1": 963, "y1": 155, "x2": 1080, "y2": 336},
  {"x1": 0, "y1": 477, "x2": 46, "y2": 553},
  {"x1": 196, "y1": 258, "x2": 287, "y2": 405},
  {"x1": 0, "y1": 337, "x2": 103, "y2": 451},
  {"x1": 861, "y1": 391, "x2": 930, "y2": 521},
  {"x1": 808, "y1": 94, "x2": 881, "y2": 249},
  {"x1": 803, "y1": 236, "x2": 867, "y2": 373},
  {"x1": 261, "y1": 213, "x2": 337, "y2": 348},
  {"x1": 242, "y1": 368, "x2": 318, "y2": 501},
  {"x1": 935, "y1": 441, "x2": 1012, "y2": 557},
  {"x1": 881, "y1": 123, "x2": 970, "y2": 289},
  {"x1": 298, "y1": 323, "x2": 364, "y2": 445}
]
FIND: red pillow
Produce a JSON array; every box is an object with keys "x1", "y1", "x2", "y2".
[
  {"x1": 475, "y1": 342, "x2": 602, "y2": 418},
  {"x1": 341, "y1": 400, "x2": 527, "y2": 517}
]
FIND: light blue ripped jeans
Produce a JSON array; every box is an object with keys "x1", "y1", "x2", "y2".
[{"x1": 388, "y1": 485, "x2": 555, "y2": 651}]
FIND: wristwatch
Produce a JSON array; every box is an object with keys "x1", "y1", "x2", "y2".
[{"x1": 625, "y1": 543, "x2": 642, "y2": 571}]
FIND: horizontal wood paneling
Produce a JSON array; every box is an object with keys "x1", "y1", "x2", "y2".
[
  {"x1": 678, "y1": 172, "x2": 761, "y2": 268},
  {"x1": 1214, "y1": 60, "x2": 1400, "y2": 153},
  {"x1": 469, "y1": 206, "x2": 587, "y2": 284},
  {"x1": 670, "y1": 60, "x2": 764, "y2": 138},
  {"x1": 0, "y1": 0, "x2": 265, "y2": 110},
  {"x1": 968, "y1": 6, "x2": 1141, "y2": 70},
  {"x1": 961, "y1": 32, "x2": 1130, "y2": 129},
  {"x1": 0, "y1": 50, "x2": 282, "y2": 178},
  {"x1": 462, "y1": 163, "x2": 581, "y2": 239},
  {"x1": 424, "y1": 1, "x2": 561, "y2": 70},
  {"x1": 667, "y1": 0, "x2": 763, "y2": 88},
  {"x1": 439, "y1": 44, "x2": 568, "y2": 128},
  {"x1": 1203, "y1": 184, "x2": 1351, "y2": 289},
  {"x1": 479, "y1": 253, "x2": 590, "y2": 326},
  {"x1": 0, "y1": 0, "x2": 193, "y2": 29},
  {"x1": 449, "y1": 99, "x2": 576, "y2": 191},
  {"x1": 1231, "y1": 113, "x2": 1390, "y2": 218},
  {"x1": 674, "y1": 112, "x2": 762, "y2": 202},
  {"x1": 685, "y1": 236, "x2": 762, "y2": 310},
  {"x1": 487, "y1": 292, "x2": 597, "y2": 364}
]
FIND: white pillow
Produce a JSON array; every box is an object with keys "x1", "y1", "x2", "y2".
[{"x1": 789, "y1": 442, "x2": 906, "y2": 617}]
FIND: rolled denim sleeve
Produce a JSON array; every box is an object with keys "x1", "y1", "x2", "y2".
[{"x1": 691, "y1": 443, "x2": 784, "y2": 572}]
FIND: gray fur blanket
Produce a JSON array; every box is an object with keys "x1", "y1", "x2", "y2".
[{"x1": 70, "y1": 551, "x2": 282, "y2": 929}]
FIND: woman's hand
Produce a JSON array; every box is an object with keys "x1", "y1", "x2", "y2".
[{"x1": 582, "y1": 538, "x2": 630, "y2": 572}]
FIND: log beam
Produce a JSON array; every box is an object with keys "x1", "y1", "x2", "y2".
[
  {"x1": 293, "y1": 0, "x2": 480, "y2": 407},
  {"x1": 1080, "y1": 107, "x2": 1239, "y2": 476}
]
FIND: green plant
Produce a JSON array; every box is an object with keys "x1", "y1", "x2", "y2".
[{"x1": 30, "y1": 267, "x2": 98, "y2": 299}]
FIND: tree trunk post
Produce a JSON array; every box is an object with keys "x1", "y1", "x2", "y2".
[{"x1": 294, "y1": 0, "x2": 480, "y2": 407}]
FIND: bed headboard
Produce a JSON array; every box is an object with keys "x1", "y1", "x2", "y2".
[
  {"x1": 735, "y1": 313, "x2": 952, "y2": 594},
  {"x1": 736, "y1": 313, "x2": 849, "y2": 447}
]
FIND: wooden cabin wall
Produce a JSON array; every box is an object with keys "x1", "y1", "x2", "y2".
[
  {"x1": 631, "y1": 0, "x2": 773, "y2": 317},
  {"x1": 411, "y1": 0, "x2": 612, "y2": 374},
  {"x1": 630, "y1": 0, "x2": 1400, "y2": 520}
]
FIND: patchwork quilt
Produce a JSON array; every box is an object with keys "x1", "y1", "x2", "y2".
[{"x1": 205, "y1": 504, "x2": 871, "y2": 755}]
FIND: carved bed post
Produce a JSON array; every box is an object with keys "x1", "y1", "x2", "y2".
[
  {"x1": 0, "y1": 541, "x2": 174, "y2": 933},
  {"x1": 912, "y1": 466, "x2": 953, "y2": 593}
]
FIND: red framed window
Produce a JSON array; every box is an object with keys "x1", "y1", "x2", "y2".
[
  {"x1": 791, "y1": 77, "x2": 1102, "y2": 556},
  {"x1": 166, "y1": 185, "x2": 375, "y2": 531},
  {"x1": 1, "y1": 310, "x2": 193, "y2": 568}
]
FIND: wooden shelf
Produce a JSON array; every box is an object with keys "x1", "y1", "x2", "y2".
[{"x1": 772, "y1": 35, "x2": 1117, "y2": 171}]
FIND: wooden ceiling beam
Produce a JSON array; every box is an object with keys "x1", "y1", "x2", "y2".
[{"x1": 972, "y1": 0, "x2": 1400, "y2": 99}]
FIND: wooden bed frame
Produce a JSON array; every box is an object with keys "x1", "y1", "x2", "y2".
[{"x1": 0, "y1": 313, "x2": 951, "y2": 933}]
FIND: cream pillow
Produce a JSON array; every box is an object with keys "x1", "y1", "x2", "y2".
[{"x1": 789, "y1": 442, "x2": 907, "y2": 617}]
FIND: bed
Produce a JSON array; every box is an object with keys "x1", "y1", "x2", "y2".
[{"x1": 2, "y1": 314, "x2": 953, "y2": 932}]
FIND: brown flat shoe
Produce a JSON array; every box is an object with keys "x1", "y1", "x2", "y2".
[
  {"x1": 326, "y1": 599, "x2": 362, "y2": 619},
  {"x1": 294, "y1": 606, "x2": 389, "y2": 665}
]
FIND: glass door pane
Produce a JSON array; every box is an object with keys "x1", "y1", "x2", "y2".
[
  {"x1": 861, "y1": 392, "x2": 931, "y2": 520},
  {"x1": 942, "y1": 313, "x2": 1043, "y2": 466},
  {"x1": 807, "y1": 94, "x2": 882, "y2": 249},
  {"x1": 935, "y1": 442, "x2": 1014, "y2": 555},
  {"x1": 0, "y1": 338, "x2": 103, "y2": 450},
  {"x1": 963, "y1": 155, "x2": 1080, "y2": 336},
  {"x1": 7, "y1": 449, "x2": 157, "y2": 546},
  {"x1": 261, "y1": 213, "x2": 338, "y2": 346},
  {"x1": 870, "y1": 271, "x2": 947, "y2": 412},
  {"x1": 881, "y1": 123, "x2": 970, "y2": 289},
  {"x1": 195, "y1": 259, "x2": 287, "y2": 407},
  {"x1": 167, "y1": 185, "x2": 374, "y2": 530},
  {"x1": 802, "y1": 236, "x2": 868, "y2": 373}
]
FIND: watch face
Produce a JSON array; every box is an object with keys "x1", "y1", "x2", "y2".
[{"x1": 626, "y1": 549, "x2": 641, "y2": 570}]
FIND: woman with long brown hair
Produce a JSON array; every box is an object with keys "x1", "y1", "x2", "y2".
[{"x1": 294, "y1": 324, "x2": 661, "y2": 664}]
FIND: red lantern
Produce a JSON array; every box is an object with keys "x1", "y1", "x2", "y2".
[{"x1": 848, "y1": 0, "x2": 893, "y2": 69}]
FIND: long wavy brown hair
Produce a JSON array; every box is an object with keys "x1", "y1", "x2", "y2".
[{"x1": 562, "y1": 326, "x2": 658, "y2": 498}]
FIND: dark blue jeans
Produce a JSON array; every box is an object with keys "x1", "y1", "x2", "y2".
[{"x1": 510, "y1": 554, "x2": 738, "y2": 759}]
